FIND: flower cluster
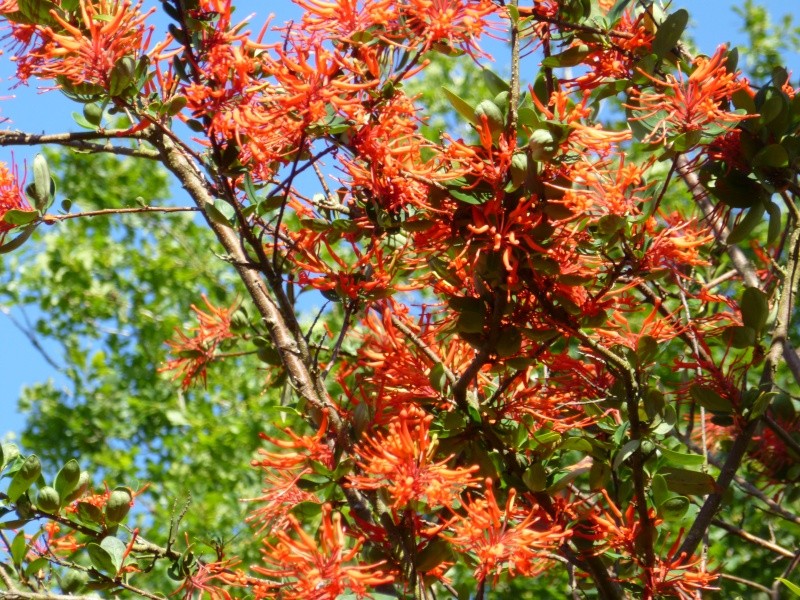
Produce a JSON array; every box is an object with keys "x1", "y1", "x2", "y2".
[
  {"x1": 350, "y1": 405, "x2": 479, "y2": 509},
  {"x1": 161, "y1": 295, "x2": 238, "y2": 388}
]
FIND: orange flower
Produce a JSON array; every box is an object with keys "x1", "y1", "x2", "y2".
[
  {"x1": 0, "y1": 162, "x2": 30, "y2": 241},
  {"x1": 245, "y1": 471, "x2": 318, "y2": 535},
  {"x1": 161, "y1": 295, "x2": 238, "y2": 388},
  {"x1": 567, "y1": 12, "x2": 654, "y2": 92},
  {"x1": 448, "y1": 480, "x2": 568, "y2": 582},
  {"x1": 41, "y1": 521, "x2": 82, "y2": 554},
  {"x1": 643, "y1": 216, "x2": 714, "y2": 271},
  {"x1": 400, "y1": 0, "x2": 498, "y2": 58},
  {"x1": 349, "y1": 406, "x2": 479, "y2": 509},
  {"x1": 627, "y1": 46, "x2": 751, "y2": 145},
  {"x1": 646, "y1": 532, "x2": 719, "y2": 598},
  {"x1": 9, "y1": 0, "x2": 154, "y2": 88},
  {"x1": 173, "y1": 558, "x2": 249, "y2": 600},
  {"x1": 254, "y1": 504, "x2": 393, "y2": 599},
  {"x1": 578, "y1": 490, "x2": 661, "y2": 555},
  {"x1": 252, "y1": 411, "x2": 333, "y2": 472}
]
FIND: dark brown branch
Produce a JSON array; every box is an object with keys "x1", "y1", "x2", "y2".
[{"x1": 0, "y1": 130, "x2": 159, "y2": 159}]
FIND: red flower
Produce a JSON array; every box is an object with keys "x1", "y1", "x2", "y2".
[
  {"x1": 627, "y1": 46, "x2": 751, "y2": 145},
  {"x1": 5, "y1": 0, "x2": 154, "y2": 88},
  {"x1": 448, "y1": 479, "x2": 569, "y2": 582},
  {"x1": 254, "y1": 504, "x2": 393, "y2": 599},
  {"x1": 161, "y1": 295, "x2": 238, "y2": 388},
  {"x1": 349, "y1": 405, "x2": 479, "y2": 509},
  {"x1": 0, "y1": 161, "x2": 30, "y2": 241}
]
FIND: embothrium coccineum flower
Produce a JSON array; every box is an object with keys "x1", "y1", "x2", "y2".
[
  {"x1": 627, "y1": 46, "x2": 751, "y2": 144},
  {"x1": 255, "y1": 504, "x2": 393, "y2": 600},
  {"x1": 349, "y1": 405, "x2": 479, "y2": 509},
  {"x1": 0, "y1": 162, "x2": 30, "y2": 241},
  {"x1": 161, "y1": 295, "x2": 237, "y2": 388},
  {"x1": 3, "y1": 0, "x2": 154, "y2": 88},
  {"x1": 448, "y1": 479, "x2": 569, "y2": 582}
]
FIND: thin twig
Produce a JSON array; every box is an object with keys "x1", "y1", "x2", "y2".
[
  {"x1": 0, "y1": 307, "x2": 62, "y2": 371},
  {"x1": 719, "y1": 573, "x2": 773, "y2": 595},
  {"x1": 675, "y1": 155, "x2": 761, "y2": 289},
  {"x1": 41, "y1": 206, "x2": 199, "y2": 223},
  {"x1": 0, "y1": 130, "x2": 159, "y2": 159},
  {"x1": 711, "y1": 518, "x2": 794, "y2": 558},
  {"x1": 389, "y1": 314, "x2": 456, "y2": 385}
]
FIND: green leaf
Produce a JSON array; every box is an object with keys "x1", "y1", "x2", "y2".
[
  {"x1": 726, "y1": 202, "x2": 765, "y2": 245},
  {"x1": 530, "y1": 427, "x2": 560, "y2": 447},
  {"x1": 87, "y1": 542, "x2": 118, "y2": 576},
  {"x1": 83, "y1": 103, "x2": 104, "y2": 127},
  {"x1": 204, "y1": 199, "x2": 234, "y2": 226},
  {"x1": 607, "y1": 0, "x2": 633, "y2": 23},
  {"x1": 54, "y1": 459, "x2": 81, "y2": 500},
  {"x1": 7, "y1": 454, "x2": 41, "y2": 503},
  {"x1": 0, "y1": 221, "x2": 39, "y2": 254},
  {"x1": 108, "y1": 56, "x2": 136, "y2": 96},
  {"x1": 777, "y1": 578, "x2": 800, "y2": 597},
  {"x1": 26, "y1": 556, "x2": 49, "y2": 577},
  {"x1": 541, "y1": 45, "x2": 592, "y2": 68},
  {"x1": 711, "y1": 171, "x2": 767, "y2": 209},
  {"x1": 658, "y1": 495, "x2": 689, "y2": 519},
  {"x1": 77, "y1": 501, "x2": 103, "y2": 524},
  {"x1": 416, "y1": 539, "x2": 455, "y2": 573},
  {"x1": 441, "y1": 87, "x2": 478, "y2": 125},
  {"x1": 32, "y1": 153, "x2": 51, "y2": 210},
  {"x1": 428, "y1": 362, "x2": 448, "y2": 393},
  {"x1": 16, "y1": 0, "x2": 58, "y2": 25},
  {"x1": 613, "y1": 439, "x2": 640, "y2": 470},
  {"x1": 100, "y1": 536, "x2": 127, "y2": 573},
  {"x1": 495, "y1": 327, "x2": 522, "y2": 358},
  {"x1": 659, "y1": 447, "x2": 705, "y2": 467},
  {"x1": 752, "y1": 143, "x2": 789, "y2": 168},
  {"x1": 2, "y1": 209, "x2": 39, "y2": 226},
  {"x1": 689, "y1": 385, "x2": 732, "y2": 413},
  {"x1": 652, "y1": 9, "x2": 688, "y2": 59},
  {"x1": 724, "y1": 325, "x2": 756, "y2": 349},
  {"x1": 766, "y1": 200, "x2": 782, "y2": 244},
  {"x1": 448, "y1": 187, "x2": 491, "y2": 205},
  {"x1": 741, "y1": 287, "x2": 769, "y2": 334},
  {"x1": 650, "y1": 474, "x2": 670, "y2": 506},
  {"x1": 10, "y1": 531, "x2": 27, "y2": 567},
  {"x1": 1, "y1": 444, "x2": 19, "y2": 470},
  {"x1": 480, "y1": 68, "x2": 510, "y2": 96},
  {"x1": 661, "y1": 467, "x2": 716, "y2": 496},
  {"x1": 589, "y1": 460, "x2": 610, "y2": 491},
  {"x1": 522, "y1": 463, "x2": 547, "y2": 492}
]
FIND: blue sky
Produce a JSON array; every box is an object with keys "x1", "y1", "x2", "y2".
[{"x1": 1, "y1": 1, "x2": 798, "y2": 442}]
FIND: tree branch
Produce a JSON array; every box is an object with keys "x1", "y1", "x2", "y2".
[
  {"x1": 147, "y1": 128, "x2": 340, "y2": 431},
  {"x1": 675, "y1": 155, "x2": 761, "y2": 289},
  {"x1": 0, "y1": 130, "x2": 159, "y2": 160},
  {"x1": 41, "y1": 206, "x2": 199, "y2": 223},
  {"x1": 678, "y1": 223, "x2": 800, "y2": 558}
]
